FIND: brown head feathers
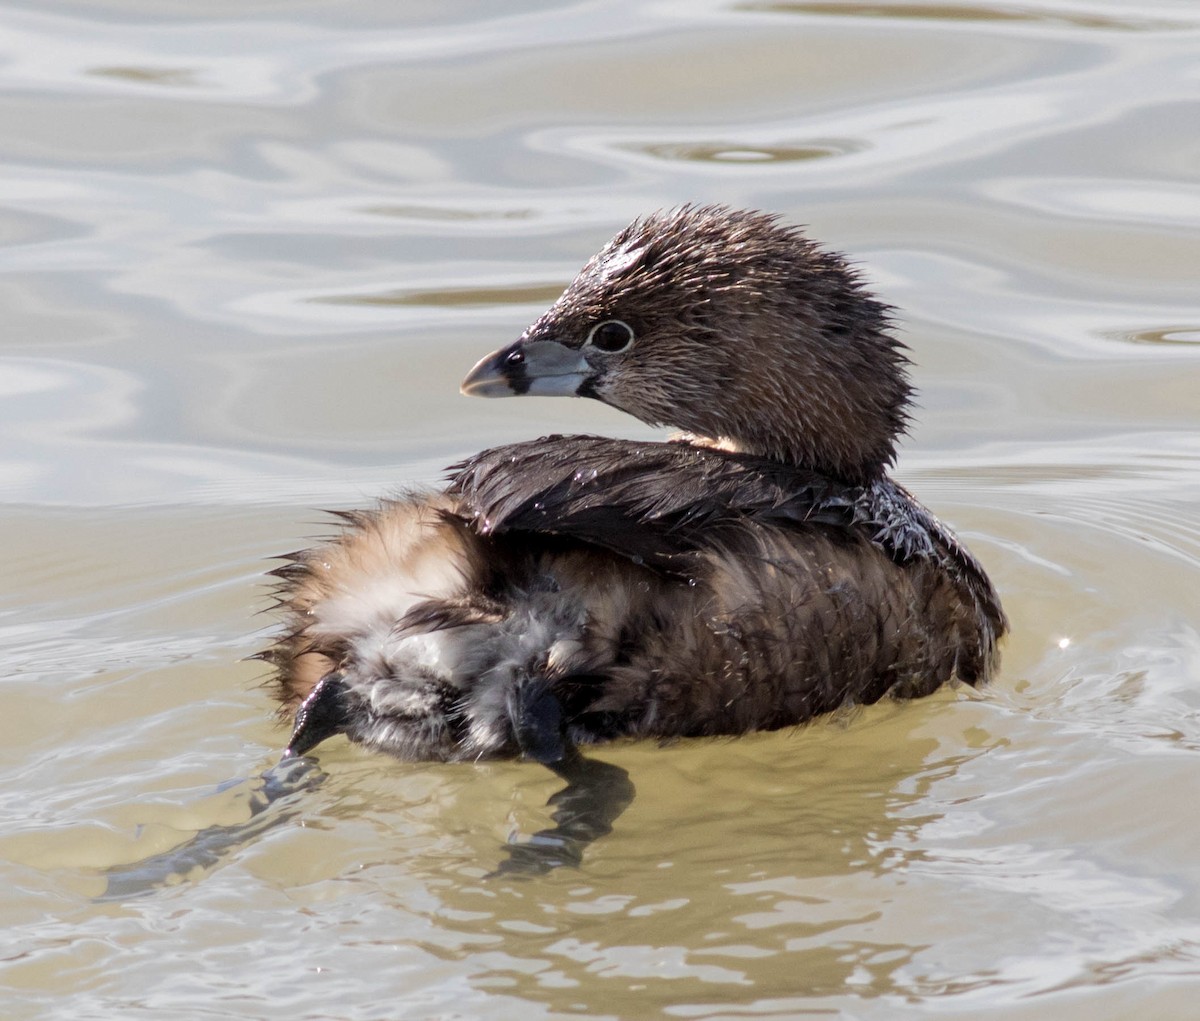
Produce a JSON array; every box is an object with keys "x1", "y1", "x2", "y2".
[{"x1": 481, "y1": 205, "x2": 912, "y2": 482}]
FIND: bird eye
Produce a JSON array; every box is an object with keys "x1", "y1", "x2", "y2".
[{"x1": 586, "y1": 319, "x2": 635, "y2": 353}]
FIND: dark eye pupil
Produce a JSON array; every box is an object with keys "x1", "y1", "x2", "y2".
[{"x1": 591, "y1": 321, "x2": 633, "y2": 352}]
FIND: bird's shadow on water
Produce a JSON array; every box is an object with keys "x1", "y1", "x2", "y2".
[{"x1": 97, "y1": 752, "x2": 635, "y2": 900}]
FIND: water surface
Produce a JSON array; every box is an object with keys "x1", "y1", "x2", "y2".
[{"x1": 2, "y1": 1, "x2": 1199, "y2": 1018}]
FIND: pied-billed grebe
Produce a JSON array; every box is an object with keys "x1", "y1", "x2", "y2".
[{"x1": 265, "y1": 205, "x2": 1006, "y2": 766}]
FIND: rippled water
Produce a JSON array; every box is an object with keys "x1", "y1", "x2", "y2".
[{"x1": 2, "y1": 1, "x2": 1198, "y2": 1017}]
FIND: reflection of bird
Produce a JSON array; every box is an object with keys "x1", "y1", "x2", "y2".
[{"x1": 265, "y1": 206, "x2": 1006, "y2": 767}]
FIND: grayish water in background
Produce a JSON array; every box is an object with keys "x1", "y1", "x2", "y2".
[{"x1": 1, "y1": 1, "x2": 1198, "y2": 1017}]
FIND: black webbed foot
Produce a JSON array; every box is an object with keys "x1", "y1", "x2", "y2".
[
  {"x1": 284, "y1": 672, "x2": 350, "y2": 757},
  {"x1": 490, "y1": 744, "x2": 636, "y2": 878},
  {"x1": 506, "y1": 675, "x2": 568, "y2": 765}
]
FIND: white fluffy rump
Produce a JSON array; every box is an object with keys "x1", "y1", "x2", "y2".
[{"x1": 281, "y1": 495, "x2": 629, "y2": 760}]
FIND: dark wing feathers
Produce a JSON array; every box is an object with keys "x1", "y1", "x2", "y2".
[
  {"x1": 447, "y1": 438, "x2": 1007, "y2": 647},
  {"x1": 447, "y1": 436, "x2": 875, "y2": 570}
]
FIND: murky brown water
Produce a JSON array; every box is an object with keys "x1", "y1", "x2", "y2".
[{"x1": 2, "y1": 1, "x2": 1198, "y2": 1017}]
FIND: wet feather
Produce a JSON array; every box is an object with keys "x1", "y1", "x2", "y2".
[{"x1": 264, "y1": 205, "x2": 1006, "y2": 762}]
